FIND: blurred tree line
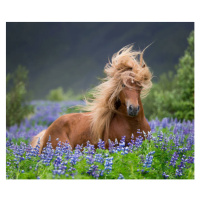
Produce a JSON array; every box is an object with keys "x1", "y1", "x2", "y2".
[
  {"x1": 142, "y1": 31, "x2": 194, "y2": 121},
  {"x1": 46, "y1": 87, "x2": 83, "y2": 101},
  {"x1": 6, "y1": 65, "x2": 34, "y2": 127},
  {"x1": 6, "y1": 31, "x2": 194, "y2": 127}
]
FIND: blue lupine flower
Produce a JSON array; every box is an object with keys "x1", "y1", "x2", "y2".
[
  {"x1": 135, "y1": 136, "x2": 143, "y2": 149},
  {"x1": 108, "y1": 140, "x2": 116, "y2": 153},
  {"x1": 143, "y1": 151, "x2": 155, "y2": 168},
  {"x1": 118, "y1": 174, "x2": 125, "y2": 179},
  {"x1": 175, "y1": 169, "x2": 183, "y2": 177},
  {"x1": 84, "y1": 141, "x2": 95, "y2": 155},
  {"x1": 94, "y1": 154, "x2": 104, "y2": 164},
  {"x1": 137, "y1": 129, "x2": 142, "y2": 134},
  {"x1": 97, "y1": 139, "x2": 105, "y2": 149},
  {"x1": 162, "y1": 118, "x2": 168, "y2": 128},
  {"x1": 86, "y1": 155, "x2": 94, "y2": 164},
  {"x1": 169, "y1": 152, "x2": 179, "y2": 168},
  {"x1": 162, "y1": 172, "x2": 169, "y2": 179},
  {"x1": 187, "y1": 156, "x2": 194, "y2": 164},
  {"x1": 104, "y1": 157, "x2": 113, "y2": 173},
  {"x1": 87, "y1": 165, "x2": 100, "y2": 179}
]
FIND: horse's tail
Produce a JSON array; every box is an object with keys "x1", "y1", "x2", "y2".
[{"x1": 30, "y1": 130, "x2": 46, "y2": 154}]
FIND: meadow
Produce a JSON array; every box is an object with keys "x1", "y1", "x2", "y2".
[{"x1": 6, "y1": 100, "x2": 194, "y2": 179}]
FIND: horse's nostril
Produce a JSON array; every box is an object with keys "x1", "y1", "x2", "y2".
[
  {"x1": 129, "y1": 105, "x2": 133, "y2": 110},
  {"x1": 127, "y1": 104, "x2": 140, "y2": 116}
]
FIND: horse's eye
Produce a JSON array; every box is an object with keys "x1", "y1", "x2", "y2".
[{"x1": 122, "y1": 84, "x2": 126, "y2": 88}]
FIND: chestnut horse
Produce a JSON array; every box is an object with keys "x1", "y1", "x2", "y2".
[{"x1": 31, "y1": 45, "x2": 152, "y2": 152}]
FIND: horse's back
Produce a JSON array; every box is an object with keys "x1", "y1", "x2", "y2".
[{"x1": 33, "y1": 112, "x2": 92, "y2": 151}]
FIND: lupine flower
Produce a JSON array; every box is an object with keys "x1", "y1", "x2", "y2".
[
  {"x1": 83, "y1": 141, "x2": 95, "y2": 155},
  {"x1": 97, "y1": 139, "x2": 105, "y2": 150},
  {"x1": 118, "y1": 174, "x2": 125, "y2": 179},
  {"x1": 137, "y1": 129, "x2": 142, "y2": 134},
  {"x1": 187, "y1": 156, "x2": 194, "y2": 164},
  {"x1": 86, "y1": 155, "x2": 94, "y2": 164},
  {"x1": 87, "y1": 165, "x2": 100, "y2": 179},
  {"x1": 104, "y1": 157, "x2": 113, "y2": 173},
  {"x1": 169, "y1": 152, "x2": 179, "y2": 168},
  {"x1": 127, "y1": 134, "x2": 135, "y2": 152},
  {"x1": 134, "y1": 136, "x2": 143, "y2": 149},
  {"x1": 162, "y1": 118, "x2": 168, "y2": 128},
  {"x1": 108, "y1": 139, "x2": 116, "y2": 153},
  {"x1": 143, "y1": 151, "x2": 155, "y2": 168},
  {"x1": 175, "y1": 169, "x2": 183, "y2": 177},
  {"x1": 162, "y1": 172, "x2": 169, "y2": 179},
  {"x1": 94, "y1": 154, "x2": 104, "y2": 164},
  {"x1": 178, "y1": 155, "x2": 187, "y2": 170},
  {"x1": 146, "y1": 131, "x2": 152, "y2": 141}
]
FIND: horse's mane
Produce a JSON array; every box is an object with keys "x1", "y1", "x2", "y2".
[{"x1": 83, "y1": 44, "x2": 153, "y2": 143}]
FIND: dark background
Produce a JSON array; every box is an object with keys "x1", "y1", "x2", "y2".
[{"x1": 6, "y1": 22, "x2": 194, "y2": 99}]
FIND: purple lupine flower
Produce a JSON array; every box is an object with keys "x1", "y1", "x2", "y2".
[
  {"x1": 162, "y1": 172, "x2": 169, "y2": 179},
  {"x1": 173, "y1": 134, "x2": 180, "y2": 147},
  {"x1": 116, "y1": 136, "x2": 126, "y2": 153},
  {"x1": 86, "y1": 155, "x2": 94, "y2": 164},
  {"x1": 127, "y1": 134, "x2": 135, "y2": 152},
  {"x1": 97, "y1": 139, "x2": 105, "y2": 150},
  {"x1": 169, "y1": 152, "x2": 179, "y2": 168},
  {"x1": 187, "y1": 156, "x2": 194, "y2": 164},
  {"x1": 186, "y1": 134, "x2": 194, "y2": 150},
  {"x1": 161, "y1": 118, "x2": 168, "y2": 128},
  {"x1": 173, "y1": 125, "x2": 178, "y2": 135},
  {"x1": 83, "y1": 141, "x2": 95, "y2": 155},
  {"x1": 175, "y1": 169, "x2": 183, "y2": 177},
  {"x1": 87, "y1": 165, "x2": 100, "y2": 179},
  {"x1": 147, "y1": 131, "x2": 152, "y2": 141},
  {"x1": 157, "y1": 131, "x2": 163, "y2": 142},
  {"x1": 143, "y1": 151, "x2": 155, "y2": 168},
  {"x1": 40, "y1": 140, "x2": 54, "y2": 166},
  {"x1": 108, "y1": 139, "x2": 116, "y2": 153},
  {"x1": 118, "y1": 174, "x2": 125, "y2": 179},
  {"x1": 70, "y1": 153, "x2": 79, "y2": 165},
  {"x1": 178, "y1": 155, "x2": 187, "y2": 170},
  {"x1": 104, "y1": 157, "x2": 113, "y2": 173},
  {"x1": 135, "y1": 136, "x2": 143, "y2": 149},
  {"x1": 178, "y1": 147, "x2": 188, "y2": 154},
  {"x1": 94, "y1": 154, "x2": 104, "y2": 164},
  {"x1": 119, "y1": 136, "x2": 126, "y2": 147},
  {"x1": 149, "y1": 120, "x2": 156, "y2": 132}
]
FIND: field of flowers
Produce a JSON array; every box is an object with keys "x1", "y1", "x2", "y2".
[{"x1": 6, "y1": 100, "x2": 194, "y2": 179}]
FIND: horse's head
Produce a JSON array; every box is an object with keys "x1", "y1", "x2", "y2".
[{"x1": 117, "y1": 79, "x2": 142, "y2": 117}]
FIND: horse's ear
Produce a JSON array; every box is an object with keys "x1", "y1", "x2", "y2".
[{"x1": 114, "y1": 98, "x2": 121, "y2": 110}]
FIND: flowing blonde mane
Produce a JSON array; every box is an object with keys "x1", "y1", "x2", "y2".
[{"x1": 83, "y1": 44, "x2": 153, "y2": 143}]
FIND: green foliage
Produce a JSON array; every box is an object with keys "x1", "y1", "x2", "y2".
[
  {"x1": 46, "y1": 87, "x2": 83, "y2": 101},
  {"x1": 46, "y1": 87, "x2": 64, "y2": 101},
  {"x1": 173, "y1": 31, "x2": 194, "y2": 120},
  {"x1": 6, "y1": 65, "x2": 34, "y2": 127},
  {"x1": 143, "y1": 31, "x2": 194, "y2": 121}
]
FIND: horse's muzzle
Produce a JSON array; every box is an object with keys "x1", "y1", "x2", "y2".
[{"x1": 127, "y1": 105, "x2": 140, "y2": 116}]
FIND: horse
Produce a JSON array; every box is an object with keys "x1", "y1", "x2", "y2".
[{"x1": 31, "y1": 45, "x2": 153, "y2": 153}]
